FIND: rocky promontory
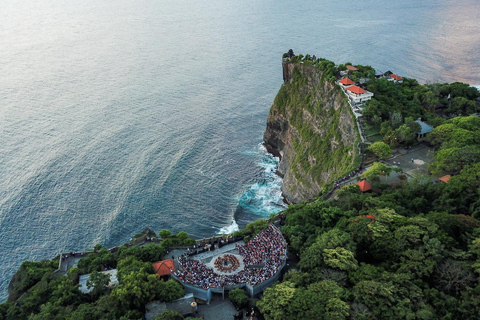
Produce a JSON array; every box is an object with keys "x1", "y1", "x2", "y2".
[{"x1": 264, "y1": 57, "x2": 360, "y2": 203}]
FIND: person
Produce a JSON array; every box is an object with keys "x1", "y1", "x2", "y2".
[{"x1": 411, "y1": 158, "x2": 414, "y2": 163}]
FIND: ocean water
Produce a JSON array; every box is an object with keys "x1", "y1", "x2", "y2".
[{"x1": 1, "y1": 0, "x2": 479, "y2": 301}]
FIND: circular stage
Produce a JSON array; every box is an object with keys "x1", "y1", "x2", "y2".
[{"x1": 205, "y1": 253, "x2": 245, "y2": 275}]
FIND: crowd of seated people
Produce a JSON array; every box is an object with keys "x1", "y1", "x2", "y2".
[
  {"x1": 214, "y1": 254, "x2": 240, "y2": 273},
  {"x1": 174, "y1": 225, "x2": 287, "y2": 289}
]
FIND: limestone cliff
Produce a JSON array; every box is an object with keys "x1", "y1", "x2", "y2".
[{"x1": 264, "y1": 58, "x2": 360, "y2": 203}]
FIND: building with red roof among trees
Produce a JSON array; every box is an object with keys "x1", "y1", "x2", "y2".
[
  {"x1": 390, "y1": 74, "x2": 403, "y2": 83},
  {"x1": 346, "y1": 65, "x2": 358, "y2": 71},
  {"x1": 338, "y1": 77, "x2": 355, "y2": 88},
  {"x1": 346, "y1": 85, "x2": 374, "y2": 104}
]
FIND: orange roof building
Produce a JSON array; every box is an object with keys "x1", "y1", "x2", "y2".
[
  {"x1": 390, "y1": 74, "x2": 403, "y2": 82},
  {"x1": 153, "y1": 260, "x2": 175, "y2": 276},
  {"x1": 439, "y1": 175, "x2": 451, "y2": 183},
  {"x1": 347, "y1": 85, "x2": 367, "y2": 95},
  {"x1": 356, "y1": 180, "x2": 372, "y2": 192},
  {"x1": 346, "y1": 65, "x2": 358, "y2": 71},
  {"x1": 345, "y1": 85, "x2": 374, "y2": 104},
  {"x1": 339, "y1": 77, "x2": 355, "y2": 86}
]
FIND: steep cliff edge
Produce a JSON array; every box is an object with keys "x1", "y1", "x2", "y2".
[{"x1": 264, "y1": 58, "x2": 360, "y2": 203}]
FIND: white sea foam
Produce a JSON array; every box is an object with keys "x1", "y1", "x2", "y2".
[
  {"x1": 237, "y1": 143, "x2": 286, "y2": 214},
  {"x1": 217, "y1": 143, "x2": 286, "y2": 234},
  {"x1": 217, "y1": 219, "x2": 239, "y2": 234}
]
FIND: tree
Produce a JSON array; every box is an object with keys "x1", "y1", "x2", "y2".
[
  {"x1": 389, "y1": 111, "x2": 403, "y2": 129},
  {"x1": 77, "y1": 248, "x2": 116, "y2": 274},
  {"x1": 325, "y1": 298, "x2": 350, "y2": 320},
  {"x1": 308, "y1": 280, "x2": 345, "y2": 302},
  {"x1": 256, "y1": 281, "x2": 296, "y2": 320},
  {"x1": 287, "y1": 288, "x2": 325, "y2": 319},
  {"x1": 434, "y1": 259, "x2": 475, "y2": 294},
  {"x1": 367, "y1": 142, "x2": 392, "y2": 159},
  {"x1": 470, "y1": 238, "x2": 480, "y2": 274},
  {"x1": 362, "y1": 162, "x2": 392, "y2": 181},
  {"x1": 299, "y1": 229, "x2": 356, "y2": 273},
  {"x1": 427, "y1": 118, "x2": 480, "y2": 149},
  {"x1": 429, "y1": 146, "x2": 480, "y2": 175},
  {"x1": 155, "y1": 309, "x2": 183, "y2": 320},
  {"x1": 49, "y1": 277, "x2": 83, "y2": 307},
  {"x1": 392, "y1": 124, "x2": 416, "y2": 146},
  {"x1": 112, "y1": 270, "x2": 162, "y2": 310},
  {"x1": 86, "y1": 271, "x2": 111, "y2": 298},
  {"x1": 406, "y1": 120, "x2": 422, "y2": 134},
  {"x1": 447, "y1": 97, "x2": 477, "y2": 116},
  {"x1": 323, "y1": 247, "x2": 358, "y2": 271},
  {"x1": 117, "y1": 256, "x2": 155, "y2": 282},
  {"x1": 159, "y1": 279, "x2": 185, "y2": 302},
  {"x1": 282, "y1": 201, "x2": 350, "y2": 254},
  {"x1": 380, "y1": 121, "x2": 393, "y2": 136},
  {"x1": 447, "y1": 82, "x2": 480, "y2": 100},
  {"x1": 11, "y1": 260, "x2": 57, "y2": 298},
  {"x1": 159, "y1": 229, "x2": 172, "y2": 239},
  {"x1": 229, "y1": 288, "x2": 249, "y2": 308},
  {"x1": 118, "y1": 243, "x2": 167, "y2": 262},
  {"x1": 352, "y1": 280, "x2": 395, "y2": 318}
]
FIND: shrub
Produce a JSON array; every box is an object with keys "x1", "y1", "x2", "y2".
[
  {"x1": 229, "y1": 288, "x2": 249, "y2": 308},
  {"x1": 155, "y1": 309, "x2": 184, "y2": 320}
]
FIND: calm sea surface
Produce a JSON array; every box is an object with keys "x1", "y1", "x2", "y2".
[{"x1": 1, "y1": 0, "x2": 479, "y2": 301}]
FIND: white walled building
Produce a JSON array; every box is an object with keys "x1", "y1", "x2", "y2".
[{"x1": 346, "y1": 85, "x2": 374, "y2": 104}]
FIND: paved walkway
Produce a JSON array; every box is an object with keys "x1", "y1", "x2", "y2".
[
  {"x1": 196, "y1": 295, "x2": 239, "y2": 320},
  {"x1": 383, "y1": 144, "x2": 435, "y2": 182},
  {"x1": 192, "y1": 242, "x2": 244, "y2": 261},
  {"x1": 57, "y1": 254, "x2": 88, "y2": 275}
]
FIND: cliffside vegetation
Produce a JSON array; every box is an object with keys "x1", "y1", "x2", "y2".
[{"x1": 265, "y1": 53, "x2": 361, "y2": 202}]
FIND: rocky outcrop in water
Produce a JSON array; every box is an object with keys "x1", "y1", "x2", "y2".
[{"x1": 264, "y1": 59, "x2": 359, "y2": 203}]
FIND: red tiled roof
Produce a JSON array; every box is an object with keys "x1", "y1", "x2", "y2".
[
  {"x1": 153, "y1": 260, "x2": 175, "y2": 276},
  {"x1": 347, "y1": 85, "x2": 367, "y2": 94},
  {"x1": 391, "y1": 74, "x2": 403, "y2": 81},
  {"x1": 439, "y1": 175, "x2": 451, "y2": 183},
  {"x1": 339, "y1": 78, "x2": 355, "y2": 85},
  {"x1": 346, "y1": 65, "x2": 358, "y2": 71},
  {"x1": 356, "y1": 180, "x2": 372, "y2": 192}
]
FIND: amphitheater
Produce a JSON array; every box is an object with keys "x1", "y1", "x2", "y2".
[{"x1": 171, "y1": 224, "x2": 287, "y2": 302}]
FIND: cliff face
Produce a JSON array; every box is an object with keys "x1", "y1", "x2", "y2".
[{"x1": 264, "y1": 60, "x2": 359, "y2": 203}]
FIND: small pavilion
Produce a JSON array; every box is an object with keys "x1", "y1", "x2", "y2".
[
  {"x1": 390, "y1": 74, "x2": 403, "y2": 83},
  {"x1": 153, "y1": 260, "x2": 175, "y2": 276},
  {"x1": 339, "y1": 77, "x2": 355, "y2": 88},
  {"x1": 438, "y1": 175, "x2": 451, "y2": 184},
  {"x1": 356, "y1": 180, "x2": 372, "y2": 192}
]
